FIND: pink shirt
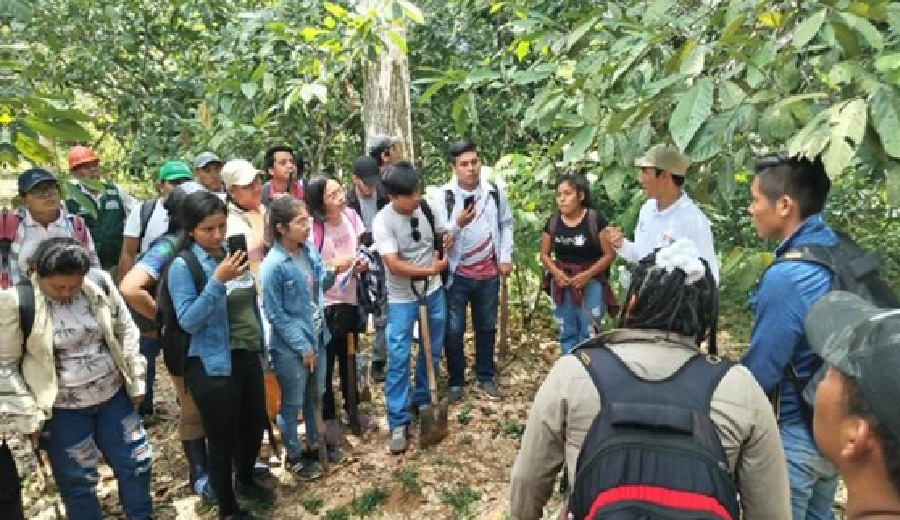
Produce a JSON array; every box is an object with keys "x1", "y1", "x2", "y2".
[{"x1": 319, "y1": 209, "x2": 365, "y2": 306}]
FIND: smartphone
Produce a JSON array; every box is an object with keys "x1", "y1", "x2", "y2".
[
  {"x1": 463, "y1": 195, "x2": 476, "y2": 210},
  {"x1": 227, "y1": 234, "x2": 248, "y2": 256}
]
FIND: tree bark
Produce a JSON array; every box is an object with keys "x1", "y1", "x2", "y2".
[{"x1": 360, "y1": 0, "x2": 416, "y2": 166}]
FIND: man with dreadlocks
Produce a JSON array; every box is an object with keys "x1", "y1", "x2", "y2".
[{"x1": 509, "y1": 239, "x2": 789, "y2": 520}]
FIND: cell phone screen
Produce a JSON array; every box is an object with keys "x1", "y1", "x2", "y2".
[
  {"x1": 227, "y1": 234, "x2": 248, "y2": 255},
  {"x1": 464, "y1": 195, "x2": 476, "y2": 209}
]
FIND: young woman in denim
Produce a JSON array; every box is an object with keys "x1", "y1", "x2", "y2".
[
  {"x1": 306, "y1": 175, "x2": 373, "y2": 445},
  {"x1": 540, "y1": 175, "x2": 615, "y2": 354},
  {"x1": 259, "y1": 195, "x2": 348, "y2": 480},
  {"x1": 22, "y1": 238, "x2": 151, "y2": 520},
  {"x1": 166, "y1": 191, "x2": 272, "y2": 520}
]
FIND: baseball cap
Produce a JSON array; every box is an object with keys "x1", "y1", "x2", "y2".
[
  {"x1": 366, "y1": 134, "x2": 401, "y2": 155},
  {"x1": 194, "y1": 151, "x2": 223, "y2": 169},
  {"x1": 805, "y1": 291, "x2": 900, "y2": 440},
  {"x1": 221, "y1": 159, "x2": 261, "y2": 188},
  {"x1": 352, "y1": 156, "x2": 381, "y2": 187},
  {"x1": 634, "y1": 145, "x2": 691, "y2": 176},
  {"x1": 18, "y1": 168, "x2": 57, "y2": 193},
  {"x1": 158, "y1": 161, "x2": 194, "y2": 182}
]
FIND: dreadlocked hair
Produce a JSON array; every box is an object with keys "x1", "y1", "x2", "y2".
[{"x1": 617, "y1": 250, "x2": 719, "y2": 354}]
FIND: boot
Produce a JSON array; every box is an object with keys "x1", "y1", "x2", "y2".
[{"x1": 183, "y1": 438, "x2": 216, "y2": 504}]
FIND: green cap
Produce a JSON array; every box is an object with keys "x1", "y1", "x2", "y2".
[
  {"x1": 158, "y1": 161, "x2": 194, "y2": 182},
  {"x1": 635, "y1": 145, "x2": 691, "y2": 176}
]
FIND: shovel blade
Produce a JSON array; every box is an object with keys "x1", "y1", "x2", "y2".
[{"x1": 418, "y1": 402, "x2": 449, "y2": 449}]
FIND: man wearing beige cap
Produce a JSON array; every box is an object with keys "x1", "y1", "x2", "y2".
[
  {"x1": 805, "y1": 292, "x2": 900, "y2": 519},
  {"x1": 608, "y1": 144, "x2": 719, "y2": 283}
]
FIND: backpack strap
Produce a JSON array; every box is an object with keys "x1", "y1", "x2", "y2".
[
  {"x1": 586, "y1": 208, "x2": 599, "y2": 249},
  {"x1": 16, "y1": 281, "x2": 35, "y2": 341},
  {"x1": 445, "y1": 182, "x2": 502, "y2": 224},
  {"x1": 180, "y1": 249, "x2": 206, "y2": 292},
  {"x1": 137, "y1": 198, "x2": 157, "y2": 247},
  {"x1": 573, "y1": 343, "x2": 733, "y2": 429},
  {"x1": 67, "y1": 214, "x2": 89, "y2": 248},
  {"x1": 444, "y1": 189, "x2": 455, "y2": 220}
]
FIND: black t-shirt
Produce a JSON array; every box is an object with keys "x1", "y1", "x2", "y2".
[{"x1": 543, "y1": 209, "x2": 609, "y2": 264}]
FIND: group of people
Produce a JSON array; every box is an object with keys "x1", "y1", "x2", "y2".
[
  {"x1": 512, "y1": 151, "x2": 900, "y2": 520},
  {"x1": 0, "y1": 133, "x2": 897, "y2": 520},
  {"x1": 0, "y1": 136, "x2": 520, "y2": 519}
]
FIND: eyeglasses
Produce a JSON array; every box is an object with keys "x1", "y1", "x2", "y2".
[
  {"x1": 410, "y1": 216, "x2": 421, "y2": 242},
  {"x1": 27, "y1": 183, "x2": 59, "y2": 199}
]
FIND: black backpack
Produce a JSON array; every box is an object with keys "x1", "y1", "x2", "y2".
[
  {"x1": 418, "y1": 199, "x2": 446, "y2": 285},
  {"x1": 770, "y1": 230, "x2": 900, "y2": 431},
  {"x1": 567, "y1": 343, "x2": 740, "y2": 520},
  {"x1": 156, "y1": 249, "x2": 206, "y2": 377}
]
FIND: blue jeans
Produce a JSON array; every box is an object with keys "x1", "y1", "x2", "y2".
[
  {"x1": 551, "y1": 279, "x2": 605, "y2": 354},
  {"x1": 138, "y1": 335, "x2": 160, "y2": 415},
  {"x1": 781, "y1": 422, "x2": 838, "y2": 520},
  {"x1": 41, "y1": 388, "x2": 153, "y2": 520},
  {"x1": 385, "y1": 289, "x2": 445, "y2": 429},
  {"x1": 270, "y1": 344, "x2": 326, "y2": 458},
  {"x1": 445, "y1": 274, "x2": 498, "y2": 386}
]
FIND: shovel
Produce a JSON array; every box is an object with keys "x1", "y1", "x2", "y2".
[
  {"x1": 346, "y1": 331, "x2": 361, "y2": 436},
  {"x1": 411, "y1": 277, "x2": 448, "y2": 449},
  {"x1": 497, "y1": 275, "x2": 509, "y2": 372},
  {"x1": 305, "y1": 362, "x2": 329, "y2": 473}
]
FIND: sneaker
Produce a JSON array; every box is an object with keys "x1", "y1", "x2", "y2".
[
  {"x1": 446, "y1": 386, "x2": 464, "y2": 404},
  {"x1": 476, "y1": 381, "x2": 503, "y2": 401},
  {"x1": 373, "y1": 361, "x2": 386, "y2": 383},
  {"x1": 234, "y1": 478, "x2": 275, "y2": 506},
  {"x1": 303, "y1": 445, "x2": 344, "y2": 465},
  {"x1": 252, "y1": 458, "x2": 271, "y2": 478},
  {"x1": 389, "y1": 426, "x2": 408, "y2": 454},
  {"x1": 284, "y1": 455, "x2": 323, "y2": 481}
]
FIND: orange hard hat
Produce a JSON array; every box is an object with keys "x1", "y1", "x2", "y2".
[{"x1": 67, "y1": 146, "x2": 99, "y2": 170}]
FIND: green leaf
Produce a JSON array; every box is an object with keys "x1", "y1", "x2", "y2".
[
  {"x1": 793, "y1": 9, "x2": 827, "y2": 48},
  {"x1": 759, "y1": 105, "x2": 796, "y2": 141},
  {"x1": 22, "y1": 116, "x2": 91, "y2": 142},
  {"x1": 719, "y1": 81, "x2": 746, "y2": 110},
  {"x1": 839, "y1": 12, "x2": 884, "y2": 50},
  {"x1": 323, "y1": 2, "x2": 347, "y2": 19},
  {"x1": 875, "y1": 53, "x2": 900, "y2": 73},
  {"x1": 562, "y1": 126, "x2": 597, "y2": 163},
  {"x1": 386, "y1": 30, "x2": 408, "y2": 54},
  {"x1": 397, "y1": 0, "x2": 424, "y2": 24},
  {"x1": 669, "y1": 78, "x2": 714, "y2": 150},
  {"x1": 687, "y1": 112, "x2": 729, "y2": 162},
  {"x1": 241, "y1": 83, "x2": 258, "y2": 100},
  {"x1": 14, "y1": 132, "x2": 53, "y2": 164},
  {"x1": 601, "y1": 168, "x2": 629, "y2": 203},
  {"x1": 680, "y1": 43, "x2": 707, "y2": 76},
  {"x1": 887, "y1": 163, "x2": 900, "y2": 206},
  {"x1": 516, "y1": 41, "x2": 529, "y2": 61},
  {"x1": 871, "y1": 87, "x2": 900, "y2": 159},
  {"x1": 830, "y1": 98, "x2": 867, "y2": 145},
  {"x1": 822, "y1": 138, "x2": 854, "y2": 176}
]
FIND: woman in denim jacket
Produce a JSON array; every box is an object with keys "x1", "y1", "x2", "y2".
[
  {"x1": 259, "y1": 195, "x2": 349, "y2": 480},
  {"x1": 166, "y1": 191, "x2": 273, "y2": 520}
]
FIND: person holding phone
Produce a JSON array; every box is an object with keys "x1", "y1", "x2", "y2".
[
  {"x1": 432, "y1": 139, "x2": 514, "y2": 403},
  {"x1": 167, "y1": 191, "x2": 274, "y2": 520},
  {"x1": 222, "y1": 159, "x2": 267, "y2": 276}
]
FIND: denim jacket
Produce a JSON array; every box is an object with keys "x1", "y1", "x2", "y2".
[
  {"x1": 259, "y1": 241, "x2": 335, "y2": 356},
  {"x1": 167, "y1": 242, "x2": 264, "y2": 376},
  {"x1": 742, "y1": 214, "x2": 837, "y2": 427}
]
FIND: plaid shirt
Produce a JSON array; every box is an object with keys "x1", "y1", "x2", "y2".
[{"x1": 9, "y1": 208, "x2": 99, "y2": 285}]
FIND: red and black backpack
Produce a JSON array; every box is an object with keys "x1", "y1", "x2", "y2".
[{"x1": 567, "y1": 342, "x2": 741, "y2": 520}]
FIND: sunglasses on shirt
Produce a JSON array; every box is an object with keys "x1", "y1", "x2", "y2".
[{"x1": 410, "y1": 217, "x2": 421, "y2": 242}]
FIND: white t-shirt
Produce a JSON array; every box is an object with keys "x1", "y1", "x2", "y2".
[
  {"x1": 373, "y1": 203, "x2": 447, "y2": 303},
  {"x1": 123, "y1": 198, "x2": 169, "y2": 253},
  {"x1": 617, "y1": 194, "x2": 719, "y2": 283}
]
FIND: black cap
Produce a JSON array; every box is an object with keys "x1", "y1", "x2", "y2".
[
  {"x1": 352, "y1": 156, "x2": 381, "y2": 187},
  {"x1": 18, "y1": 168, "x2": 57, "y2": 193}
]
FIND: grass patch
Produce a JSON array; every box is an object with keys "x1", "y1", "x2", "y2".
[
  {"x1": 441, "y1": 485, "x2": 482, "y2": 519},
  {"x1": 459, "y1": 432, "x2": 474, "y2": 445},
  {"x1": 323, "y1": 505, "x2": 350, "y2": 520},
  {"x1": 500, "y1": 418, "x2": 525, "y2": 438},
  {"x1": 457, "y1": 403, "x2": 474, "y2": 425},
  {"x1": 431, "y1": 455, "x2": 463, "y2": 467},
  {"x1": 351, "y1": 486, "x2": 388, "y2": 517},
  {"x1": 395, "y1": 466, "x2": 422, "y2": 494},
  {"x1": 300, "y1": 496, "x2": 324, "y2": 514}
]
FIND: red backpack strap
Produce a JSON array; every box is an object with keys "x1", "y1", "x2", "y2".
[{"x1": 313, "y1": 219, "x2": 325, "y2": 251}]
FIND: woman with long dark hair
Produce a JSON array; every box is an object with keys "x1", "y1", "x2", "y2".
[
  {"x1": 20, "y1": 238, "x2": 151, "y2": 520},
  {"x1": 540, "y1": 174, "x2": 615, "y2": 354},
  {"x1": 118, "y1": 182, "x2": 216, "y2": 503},
  {"x1": 167, "y1": 191, "x2": 272, "y2": 520},
  {"x1": 305, "y1": 174, "x2": 371, "y2": 444}
]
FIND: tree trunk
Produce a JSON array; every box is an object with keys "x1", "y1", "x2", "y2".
[{"x1": 360, "y1": 0, "x2": 415, "y2": 165}]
